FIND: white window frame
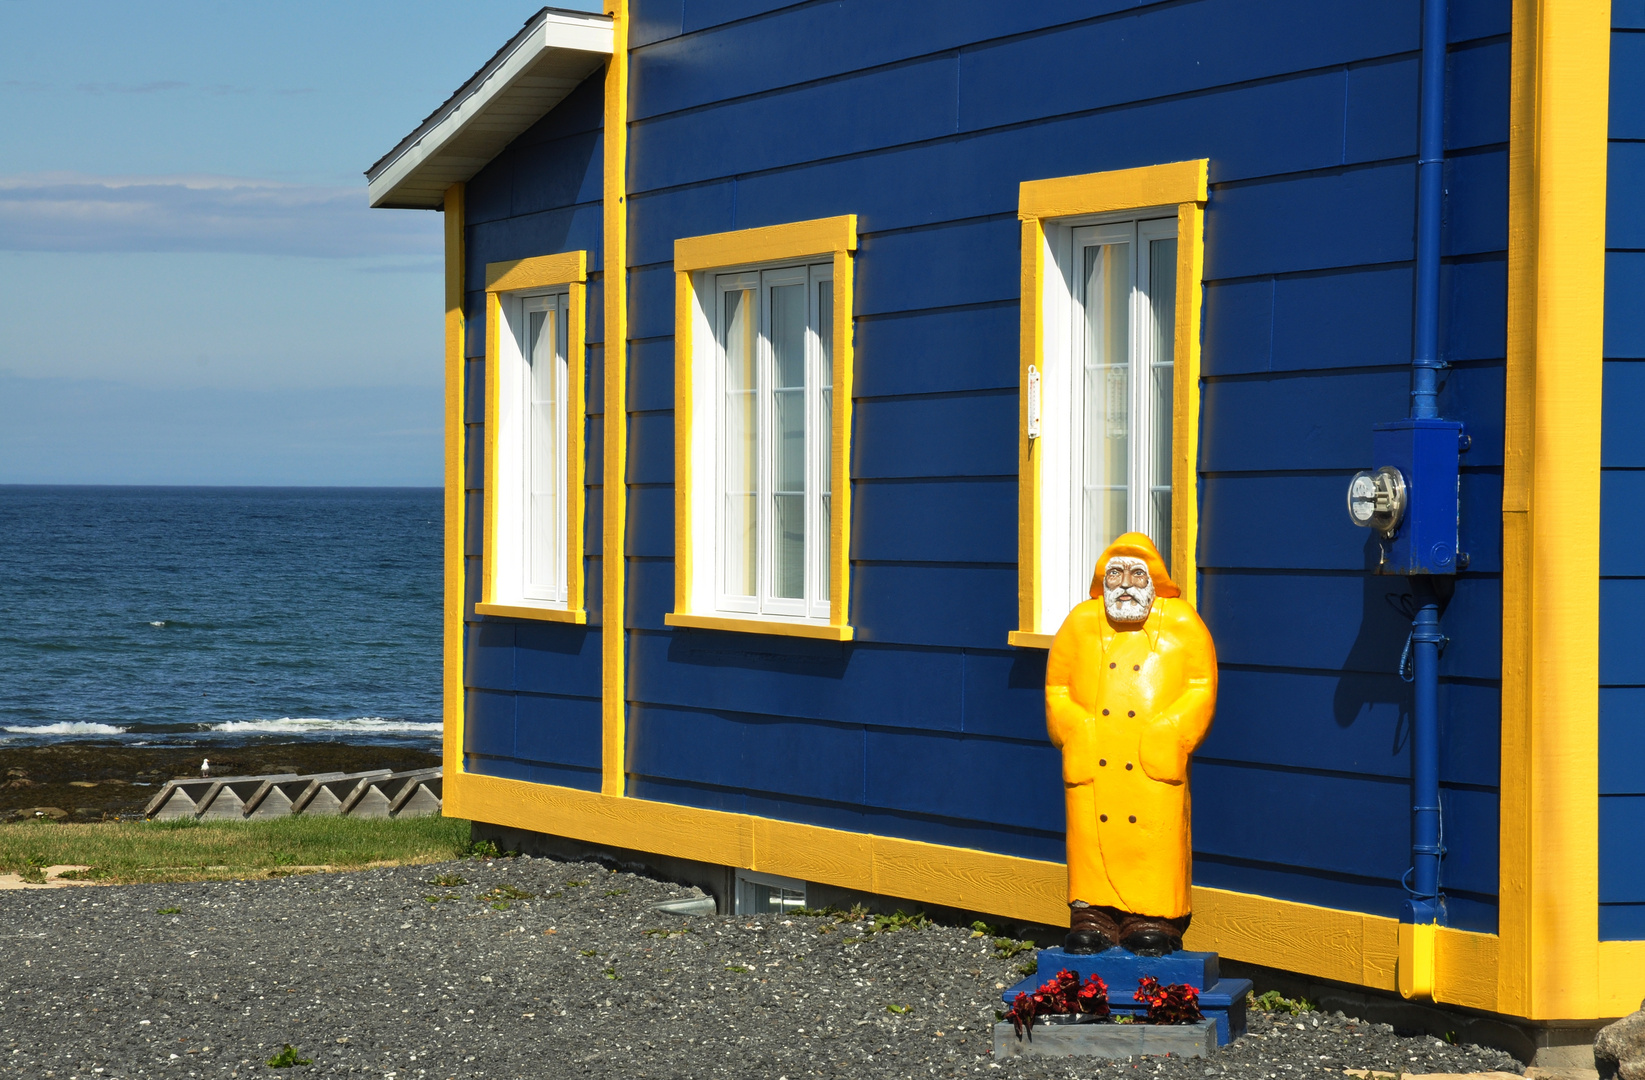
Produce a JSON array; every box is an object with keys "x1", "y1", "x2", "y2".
[
  {"x1": 733, "y1": 869, "x2": 808, "y2": 915},
  {"x1": 492, "y1": 286, "x2": 571, "y2": 609},
  {"x1": 701, "y1": 259, "x2": 835, "y2": 625},
  {"x1": 1037, "y1": 210, "x2": 1179, "y2": 631}
]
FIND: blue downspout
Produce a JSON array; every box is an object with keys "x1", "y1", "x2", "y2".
[{"x1": 1406, "y1": 0, "x2": 1448, "y2": 929}]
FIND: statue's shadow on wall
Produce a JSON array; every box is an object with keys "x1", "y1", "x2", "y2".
[{"x1": 1331, "y1": 533, "x2": 1453, "y2": 757}]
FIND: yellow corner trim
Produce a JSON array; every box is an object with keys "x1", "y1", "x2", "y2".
[
  {"x1": 601, "y1": 1, "x2": 630, "y2": 799},
  {"x1": 442, "y1": 184, "x2": 466, "y2": 785},
  {"x1": 1007, "y1": 630, "x2": 1056, "y2": 650},
  {"x1": 663, "y1": 611, "x2": 854, "y2": 641},
  {"x1": 1498, "y1": 0, "x2": 1609, "y2": 1021},
  {"x1": 474, "y1": 602, "x2": 588, "y2": 625},
  {"x1": 1019, "y1": 159, "x2": 1207, "y2": 222},
  {"x1": 485, "y1": 250, "x2": 587, "y2": 293},
  {"x1": 675, "y1": 214, "x2": 857, "y2": 273}
]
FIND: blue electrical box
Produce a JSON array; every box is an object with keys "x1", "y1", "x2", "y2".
[{"x1": 1372, "y1": 419, "x2": 1464, "y2": 576}]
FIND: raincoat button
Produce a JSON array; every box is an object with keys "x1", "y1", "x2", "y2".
[
  {"x1": 1126, "y1": 763, "x2": 1133, "y2": 770},
  {"x1": 1133, "y1": 665, "x2": 1139, "y2": 671},
  {"x1": 1128, "y1": 816, "x2": 1136, "y2": 823},
  {"x1": 1100, "y1": 814, "x2": 1108, "y2": 822},
  {"x1": 1127, "y1": 710, "x2": 1135, "y2": 717},
  {"x1": 1099, "y1": 759, "x2": 1106, "y2": 767},
  {"x1": 1109, "y1": 662, "x2": 1116, "y2": 669},
  {"x1": 1101, "y1": 709, "x2": 1109, "y2": 715}
]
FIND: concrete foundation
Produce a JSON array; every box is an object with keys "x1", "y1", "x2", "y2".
[{"x1": 993, "y1": 1017, "x2": 1217, "y2": 1059}]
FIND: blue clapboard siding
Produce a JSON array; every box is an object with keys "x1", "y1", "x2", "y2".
[
  {"x1": 457, "y1": 72, "x2": 609, "y2": 790},
  {"x1": 1600, "y1": 18, "x2": 1645, "y2": 938},
  {"x1": 447, "y1": 0, "x2": 1516, "y2": 913}
]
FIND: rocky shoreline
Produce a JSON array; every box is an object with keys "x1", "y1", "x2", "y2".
[{"x1": 0, "y1": 741, "x2": 440, "y2": 822}]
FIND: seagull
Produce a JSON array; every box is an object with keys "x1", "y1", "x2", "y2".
[{"x1": 200, "y1": 758, "x2": 210, "y2": 777}]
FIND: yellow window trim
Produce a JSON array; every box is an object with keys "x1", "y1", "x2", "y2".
[
  {"x1": 474, "y1": 602, "x2": 588, "y2": 625},
  {"x1": 663, "y1": 611, "x2": 853, "y2": 641},
  {"x1": 671, "y1": 214, "x2": 857, "y2": 639},
  {"x1": 1013, "y1": 160, "x2": 1208, "y2": 646},
  {"x1": 1497, "y1": 0, "x2": 1610, "y2": 1021},
  {"x1": 675, "y1": 214, "x2": 856, "y2": 273},
  {"x1": 480, "y1": 250, "x2": 590, "y2": 624}
]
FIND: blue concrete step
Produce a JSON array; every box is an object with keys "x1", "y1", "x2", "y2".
[{"x1": 1002, "y1": 948, "x2": 1252, "y2": 1046}]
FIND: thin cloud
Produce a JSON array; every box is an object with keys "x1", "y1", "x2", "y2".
[
  {"x1": 0, "y1": 173, "x2": 441, "y2": 258},
  {"x1": 76, "y1": 80, "x2": 188, "y2": 95},
  {"x1": 2, "y1": 79, "x2": 50, "y2": 93}
]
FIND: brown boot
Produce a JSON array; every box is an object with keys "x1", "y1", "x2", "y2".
[
  {"x1": 1063, "y1": 903, "x2": 1121, "y2": 954},
  {"x1": 1118, "y1": 912, "x2": 1191, "y2": 956}
]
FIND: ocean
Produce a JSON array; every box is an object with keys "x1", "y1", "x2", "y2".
[{"x1": 0, "y1": 486, "x2": 442, "y2": 750}]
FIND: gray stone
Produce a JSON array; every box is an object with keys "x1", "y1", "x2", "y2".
[
  {"x1": 1595, "y1": 1002, "x2": 1645, "y2": 1080},
  {"x1": 992, "y1": 1017, "x2": 1218, "y2": 1059}
]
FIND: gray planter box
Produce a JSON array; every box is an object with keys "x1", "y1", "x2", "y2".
[{"x1": 992, "y1": 1017, "x2": 1218, "y2": 1059}]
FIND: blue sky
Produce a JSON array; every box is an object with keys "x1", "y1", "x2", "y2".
[{"x1": 0, "y1": 0, "x2": 601, "y2": 485}]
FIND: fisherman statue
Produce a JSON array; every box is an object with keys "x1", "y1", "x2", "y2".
[{"x1": 1045, "y1": 532, "x2": 1218, "y2": 956}]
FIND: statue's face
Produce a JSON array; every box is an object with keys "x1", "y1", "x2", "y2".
[{"x1": 1103, "y1": 557, "x2": 1154, "y2": 623}]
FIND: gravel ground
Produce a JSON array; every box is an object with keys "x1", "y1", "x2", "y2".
[{"x1": 0, "y1": 856, "x2": 1523, "y2": 1079}]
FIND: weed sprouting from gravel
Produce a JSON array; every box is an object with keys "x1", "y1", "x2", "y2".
[
  {"x1": 429, "y1": 872, "x2": 467, "y2": 887},
  {"x1": 156, "y1": 906, "x2": 180, "y2": 914},
  {"x1": 265, "y1": 1044, "x2": 311, "y2": 1068},
  {"x1": 1252, "y1": 989, "x2": 1315, "y2": 1015}
]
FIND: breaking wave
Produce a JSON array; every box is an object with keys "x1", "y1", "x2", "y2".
[
  {"x1": 208, "y1": 717, "x2": 442, "y2": 737},
  {"x1": 2, "y1": 721, "x2": 129, "y2": 735}
]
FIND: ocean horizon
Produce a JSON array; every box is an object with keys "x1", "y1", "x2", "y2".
[{"x1": 0, "y1": 484, "x2": 443, "y2": 750}]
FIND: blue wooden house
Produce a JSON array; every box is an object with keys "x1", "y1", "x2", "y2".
[{"x1": 367, "y1": 0, "x2": 1643, "y2": 1035}]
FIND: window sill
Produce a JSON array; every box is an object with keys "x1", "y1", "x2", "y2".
[
  {"x1": 1007, "y1": 630, "x2": 1056, "y2": 650},
  {"x1": 474, "y1": 602, "x2": 587, "y2": 625},
  {"x1": 664, "y1": 611, "x2": 853, "y2": 641}
]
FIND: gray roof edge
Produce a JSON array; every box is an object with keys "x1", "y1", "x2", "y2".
[{"x1": 364, "y1": 5, "x2": 613, "y2": 185}]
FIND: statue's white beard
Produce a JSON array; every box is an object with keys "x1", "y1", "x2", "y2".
[{"x1": 1104, "y1": 582, "x2": 1155, "y2": 623}]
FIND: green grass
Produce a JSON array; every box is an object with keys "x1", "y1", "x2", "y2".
[
  {"x1": 1250, "y1": 989, "x2": 1315, "y2": 1015},
  {"x1": 0, "y1": 815, "x2": 472, "y2": 884}
]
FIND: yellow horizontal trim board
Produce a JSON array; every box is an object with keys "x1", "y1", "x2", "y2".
[
  {"x1": 675, "y1": 214, "x2": 856, "y2": 272},
  {"x1": 1599, "y1": 941, "x2": 1645, "y2": 1017},
  {"x1": 1500, "y1": 0, "x2": 1609, "y2": 1021},
  {"x1": 444, "y1": 770, "x2": 1066, "y2": 925},
  {"x1": 473, "y1": 602, "x2": 588, "y2": 624},
  {"x1": 1018, "y1": 159, "x2": 1207, "y2": 222},
  {"x1": 446, "y1": 769, "x2": 1511, "y2": 1013},
  {"x1": 1014, "y1": 159, "x2": 1208, "y2": 646},
  {"x1": 484, "y1": 250, "x2": 587, "y2": 292},
  {"x1": 663, "y1": 611, "x2": 854, "y2": 641}
]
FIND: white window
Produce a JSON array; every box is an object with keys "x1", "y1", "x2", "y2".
[
  {"x1": 1037, "y1": 215, "x2": 1177, "y2": 629},
  {"x1": 709, "y1": 261, "x2": 834, "y2": 622},
  {"x1": 494, "y1": 288, "x2": 570, "y2": 607}
]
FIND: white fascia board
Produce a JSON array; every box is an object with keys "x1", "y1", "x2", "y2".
[{"x1": 368, "y1": 10, "x2": 613, "y2": 210}]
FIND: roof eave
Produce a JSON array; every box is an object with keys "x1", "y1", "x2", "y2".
[{"x1": 367, "y1": 7, "x2": 613, "y2": 211}]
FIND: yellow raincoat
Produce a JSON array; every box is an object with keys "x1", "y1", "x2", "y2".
[{"x1": 1045, "y1": 533, "x2": 1217, "y2": 920}]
